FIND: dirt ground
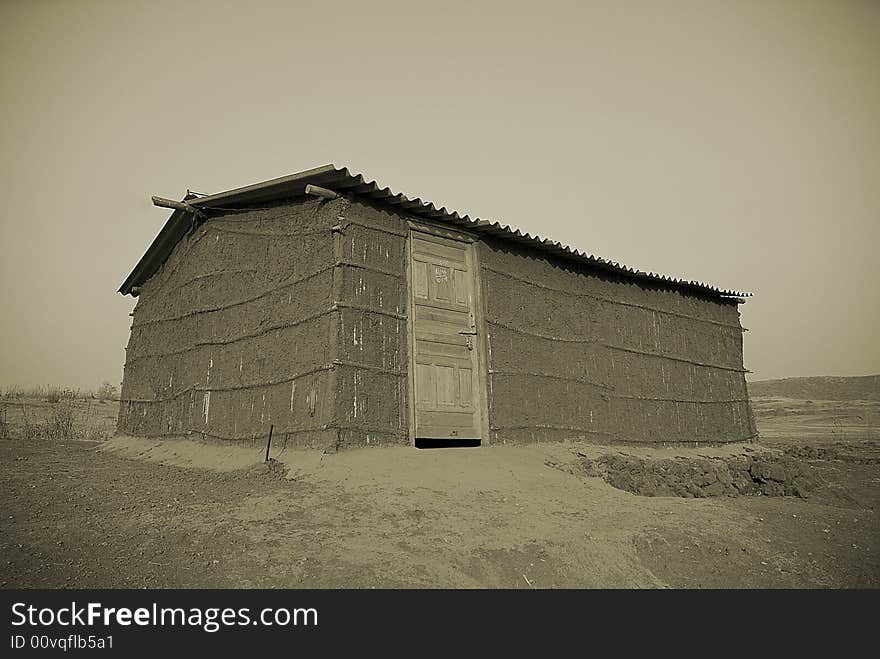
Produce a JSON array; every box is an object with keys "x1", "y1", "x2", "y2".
[{"x1": 0, "y1": 395, "x2": 878, "y2": 588}]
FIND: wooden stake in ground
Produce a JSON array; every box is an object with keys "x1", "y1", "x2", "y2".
[{"x1": 264, "y1": 424, "x2": 274, "y2": 462}]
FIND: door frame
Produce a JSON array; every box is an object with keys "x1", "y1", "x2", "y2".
[{"x1": 405, "y1": 220, "x2": 491, "y2": 446}]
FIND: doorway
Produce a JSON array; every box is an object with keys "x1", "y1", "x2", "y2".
[{"x1": 407, "y1": 225, "x2": 487, "y2": 445}]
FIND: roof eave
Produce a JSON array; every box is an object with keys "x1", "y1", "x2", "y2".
[
  {"x1": 118, "y1": 193, "x2": 199, "y2": 296},
  {"x1": 187, "y1": 164, "x2": 341, "y2": 208},
  {"x1": 118, "y1": 166, "x2": 753, "y2": 300}
]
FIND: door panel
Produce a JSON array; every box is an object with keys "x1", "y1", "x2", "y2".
[{"x1": 410, "y1": 231, "x2": 483, "y2": 440}]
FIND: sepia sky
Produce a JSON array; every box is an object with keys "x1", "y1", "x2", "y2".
[{"x1": 1, "y1": 0, "x2": 878, "y2": 390}]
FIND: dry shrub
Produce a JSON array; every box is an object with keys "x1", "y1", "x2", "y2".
[
  {"x1": 44, "y1": 402, "x2": 76, "y2": 438},
  {"x1": 96, "y1": 381, "x2": 118, "y2": 402},
  {"x1": 17, "y1": 401, "x2": 106, "y2": 441},
  {"x1": 4, "y1": 385, "x2": 81, "y2": 401},
  {"x1": 22, "y1": 401, "x2": 75, "y2": 439},
  {"x1": 2, "y1": 386, "x2": 23, "y2": 400},
  {"x1": 1, "y1": 385, "x2": 109, "y2": 441},
  {"x1": 46, "y1": 387, "x2": 79, "y2": 404}
]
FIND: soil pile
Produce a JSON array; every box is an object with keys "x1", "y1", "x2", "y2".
[{"x1": 577, "y1": 452, "x2": 816, "y2": 498}]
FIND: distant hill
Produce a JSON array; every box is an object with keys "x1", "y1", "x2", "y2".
[{"x1": 748, "y1": 375, "x2": 880, "y2": 401}]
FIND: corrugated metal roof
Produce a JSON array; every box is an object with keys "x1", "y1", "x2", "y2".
[{"x1": 119, "y1": 164, "x2": 752, "y2": 300}]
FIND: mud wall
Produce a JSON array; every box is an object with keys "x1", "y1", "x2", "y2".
[
  {"x1": 119, "y1": 194, "x2": 754, "y2": 449},
  {"x1": 331, "y1": 201, "x2": 410, "y2": 448},
  {"x1": 479, "y1": 239, "x2": 755, "y2": 445},
  {"x1": 118, "y1": 198, "x2": 339, "y2": 449}
]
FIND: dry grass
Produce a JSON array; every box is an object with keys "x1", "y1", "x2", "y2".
[
  {"x1": 2, "y1": 383, "x2": 119, "y2": 403},
  {"x1": 0, "y1": 383, "x2": 120, "y2": 441},
  {"x1": 0, "y1": 394, "x2": 117, "y2": 441},
  {"x1": 2, "y1": 385, "x2": 80, "y2": 403}
]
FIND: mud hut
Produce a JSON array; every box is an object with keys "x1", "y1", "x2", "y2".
[{"x1": 118, "y1": 164, "x2": 755, "y2": 450}]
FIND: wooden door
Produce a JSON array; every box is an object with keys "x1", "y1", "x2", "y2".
[{"x1": 409, "y1": 229, "x2": 484, "y2": 440}]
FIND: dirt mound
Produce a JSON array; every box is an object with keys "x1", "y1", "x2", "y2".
[
  {"x1": 576, "y1": 452, "x2": 816, "y2": 498},
  {"x1": 243, "y1": 458, "x2": 289, "y2": 480}
]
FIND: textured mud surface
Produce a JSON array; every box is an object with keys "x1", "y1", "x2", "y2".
[
  {"x1": 481, "y1": 238, "x2": 753, "y2": 445},
  {"x1": 575, "y1": 451, "x2": 816, "y2": 498},
  {"x1": 118, "y1": 193, "x2": 754, "y2": 450}
]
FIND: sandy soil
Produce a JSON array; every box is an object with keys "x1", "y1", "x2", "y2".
[{"x1": 0, "y1": 396, "x2": 877, "y2": 588}]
